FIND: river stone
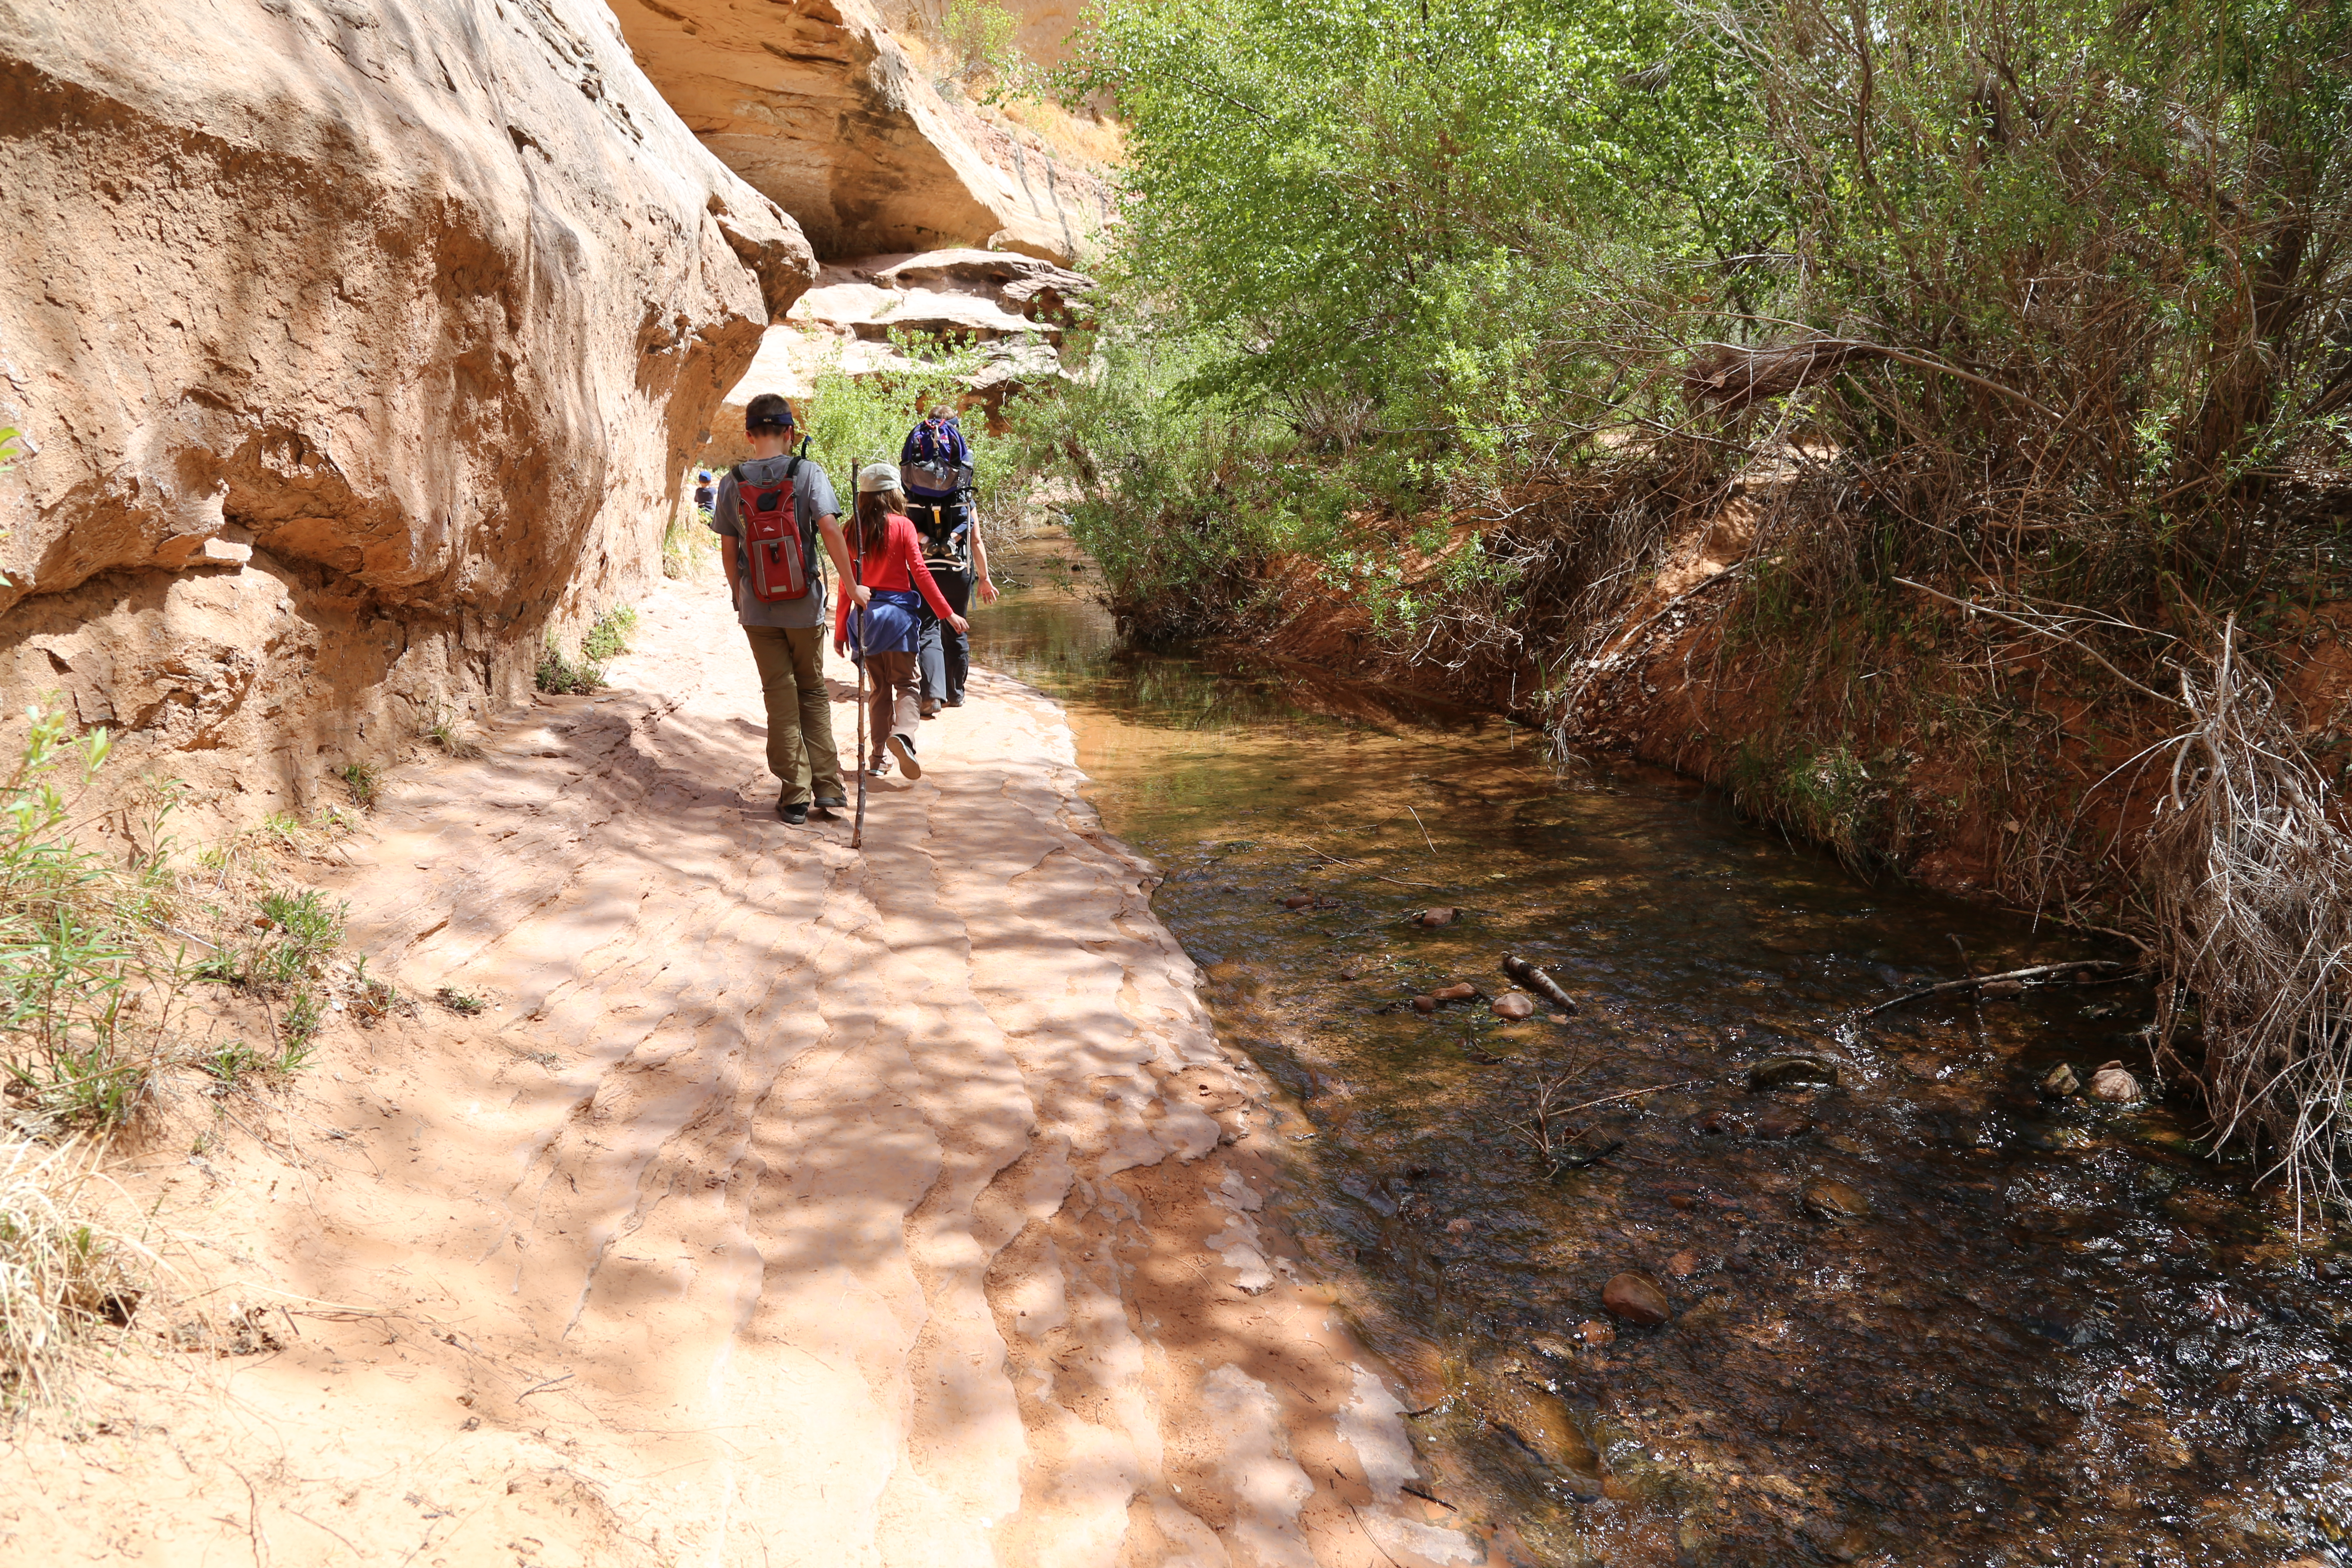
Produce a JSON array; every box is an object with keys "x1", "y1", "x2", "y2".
[
  {"x1": 1979, "y1": 977, "x2": 2027, "y2": 998},
  {"x1": 1492, "y1": 992, "x2": 1537, "y2": 1020},
  {"x1": 1801, "y1": 1177, "x2": 1872, "y2": 1222},
  {"x1": 1431, "y1": 982, "x2": 1478, "y2": 1002},
  {"x1": 2089, "y1": 1060, "x2": 2143, "y2": 1102},
  {"x1": 1282, "y1": 893, "x2": 1313, "y2": 909},
  {"x1": 1748, "y1": 1054, "x2": 1841, "y2": 1091},
  {"x1": 1419, "y1": 906, "x2": 1458, "y2": 928},
  {"x1": 1601, "y1": 1271, "x2": 1671, "y2": 1325},
  {"x1": 1412, "y1": 995, "x2": 1438, "y2": 1014},
  {"x1": 1755, "y1": 1105, "x2": 1812, "y2": 1141},
  {"x1": 1476, "y1": 1372, "x2": 1602, "y2": 1477},
  {"x1": 2039, "y1": 1062, "x2": 2082, "y2": 1098}
]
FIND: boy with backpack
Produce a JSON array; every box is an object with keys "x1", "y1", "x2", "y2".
[
  {"x1": 898, "y1": 405, "x2": 998, "y2": 714},
  {"x1": 709, "y1": 393, "x2": 867, "y2": 824}
]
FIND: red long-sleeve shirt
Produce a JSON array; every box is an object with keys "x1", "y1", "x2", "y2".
[{"x1": 834, "y1": 513, "x2": 956, "y2": 640}]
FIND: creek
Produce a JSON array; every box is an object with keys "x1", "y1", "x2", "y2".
[{"x1": 967, "y1": 527, "x2": 2352, "y2": 1568}]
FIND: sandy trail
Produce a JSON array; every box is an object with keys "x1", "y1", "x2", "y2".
[{"x1": 2, "y1": 577, "x2": 1484, "y2": 1567}]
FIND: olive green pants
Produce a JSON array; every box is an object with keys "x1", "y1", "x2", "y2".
[{"x1": 743, "y1": 625, "x2": 842, "y2": 806}]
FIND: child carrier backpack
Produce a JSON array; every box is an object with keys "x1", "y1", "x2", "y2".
[
  {"x1": 903, "y1": 415, "x2": 974, "y2": 496},
  {"x1": 730, "y1": 448, "x2": 815, "y2": 602}
]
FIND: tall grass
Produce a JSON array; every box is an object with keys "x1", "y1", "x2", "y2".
[{"x1": 0, "y1": 1136, "x2": 143, "y2": 1405}]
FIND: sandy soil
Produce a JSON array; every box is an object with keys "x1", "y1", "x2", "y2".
[{"x1": 0, "y1": 577, "x2": 1486, "y2": 1567}]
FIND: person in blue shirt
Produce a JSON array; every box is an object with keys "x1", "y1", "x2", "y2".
[{"x1": 897, "y1": 406, "x2": 998, "y2": 713}]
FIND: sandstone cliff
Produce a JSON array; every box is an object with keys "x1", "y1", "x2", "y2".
[
  {"x1": 0, "y1": 0, "x2": 812, "y2": 822},
  {"x1": 613, "y1": 0, "x2": 1108, "y2": 262}
]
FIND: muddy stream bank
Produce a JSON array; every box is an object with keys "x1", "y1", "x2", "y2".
[{"x1": 973, "y1": 528, "x2": 2352, "y2": 1568}]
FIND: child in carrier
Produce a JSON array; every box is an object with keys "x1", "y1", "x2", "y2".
[{"x1": 897, "y1": 406, "x2": 997, "y2": 713}]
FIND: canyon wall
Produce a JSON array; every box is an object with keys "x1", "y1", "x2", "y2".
[
  {"x1": 0, "y1": 0, "x2": 812, "y2": 824},
  {"x1": 612, "y1": 0, "x2": 1108, "y2": 263}
]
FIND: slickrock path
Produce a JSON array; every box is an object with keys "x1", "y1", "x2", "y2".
[{"x1": 3, "y1": 579, "x2": 1482, "y2": 1567}]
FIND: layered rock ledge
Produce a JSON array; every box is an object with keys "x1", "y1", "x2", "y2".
[{"x1": 0, "y1": 0, "x2": 809, "y2": 823}]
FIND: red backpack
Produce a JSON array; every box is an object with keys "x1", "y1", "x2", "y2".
[{"x1": 730, "y1": 450, "x2": 815, "y2": 602}]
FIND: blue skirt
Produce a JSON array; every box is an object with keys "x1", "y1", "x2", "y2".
[{"x1": 847, "y1": 588, "x2": 922, "y2": 658}]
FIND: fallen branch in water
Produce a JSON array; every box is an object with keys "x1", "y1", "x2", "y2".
[
  {"x1": 1302, "y1": 845, "x2": 1448, "y2": 890},
  {"x1": 1864, "y1": 960, "x2": 2132, "y2": 1017},
  {"x1": 1501, "y1": 954, "x2": 1579, "y2": 1014},
  {"x1": 1543, "y1": 1077, "x2": 1711, "y2": 1120}
]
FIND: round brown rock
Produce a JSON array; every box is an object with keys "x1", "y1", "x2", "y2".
[
  {"x1": 1801, "y1": 1177, "x2": 1871, "y2": 1222},
  {"x1": 1755, "y1": 1105, "x2": 1813, "y2": 1141},
  {"x1": 2089, "y1": 1060, "x2": 2143, "y2": 1102},
  {"x1": 1601, "y1": 1271, "x2": 1671, "y2": 1326},
  {"x1": 1431, "y1": 982, "x2": 1478, "y2": 1002},
  {"x1": 1282, "y1": 893, "x2": 1313, "y2": 909},
  {"x1": 1418, "y1": 906, "x2": 1458, "y2": 928},
  {"x1": 1491, "y1": 992, "x2": 1537, "y2": 1020},
  {"x1": 1412, "y1": 995, "x2": 1438, "y2": 1014}
]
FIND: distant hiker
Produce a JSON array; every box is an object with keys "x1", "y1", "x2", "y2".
[
  {"x1": 692, "y1": 469, "x2": 716, "y2": 515},
  {"x1": 898, "y1": 405, "x2": 997, "y2": 714},
  {"x1": 709, "y1": 394, "x2": 864, "y2": 825},
  {"x1": 836, "y1": 462, "x2": 965, "y2": 780}
]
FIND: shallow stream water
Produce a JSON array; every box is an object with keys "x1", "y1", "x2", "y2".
[{"x1": 968, "y1": 529, "x2": 2352, "y2": 1568}]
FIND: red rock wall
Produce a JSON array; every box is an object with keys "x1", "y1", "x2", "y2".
[{"x1": 0, "y1": 0, "x2": 815, "y2": 824}]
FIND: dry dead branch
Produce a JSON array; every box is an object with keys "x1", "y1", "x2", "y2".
[{"x1": 2147, "y1": 621, "x2": 2352, "y2": 1226}]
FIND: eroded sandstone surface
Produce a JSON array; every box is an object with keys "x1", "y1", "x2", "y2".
[
  {"x1": 0, "y1": 0, "x2": 810, "y2": 823},
  {"x1": 613, "y1": 0, "x2": 1109, "y2": 262},
  {"x1": 1, "y1": 578, "x2": 1476, "y2": 1568}
]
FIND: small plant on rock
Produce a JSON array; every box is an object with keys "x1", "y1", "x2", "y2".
[
  {"x1": 435, "y1": 986, "x2": 486, "y2": 1016},
  {"x1": 337, "y1": 761, "x2": 380, "y2": 809},
  {"x1": 535, "y1": 633, "x2": 603, "y2": 695},
  {"x1": 582, "y1": 605, "x2": 638, "y2": 664},
  {"x1": 423, "y1": 706, "x2": 483, "y2": 760}
]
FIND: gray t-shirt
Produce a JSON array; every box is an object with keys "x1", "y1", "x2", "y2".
[{"x1": 708, "y1": 452, "x2": 842, "y2": 629}]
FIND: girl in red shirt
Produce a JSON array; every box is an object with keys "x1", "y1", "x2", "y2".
[{"x1": 836, "y1": 464, "x2": 966, "y2": 778}]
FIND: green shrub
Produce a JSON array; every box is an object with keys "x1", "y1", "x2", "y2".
[
  {"x1": 535, "y1": 634, "x2": 603, "y2": 695},
  {"x1": 582, "y1": 605, "x2": 638, "y2": 663}
]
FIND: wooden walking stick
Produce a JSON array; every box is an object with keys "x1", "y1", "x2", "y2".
[{"x1": 851, "y1": 533, "x2": 869, "y2": 850}]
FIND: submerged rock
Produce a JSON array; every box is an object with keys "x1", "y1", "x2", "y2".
[
  {"x1": 1801, "y1": 1178, "x2": 1872, "y2": 1222},
  {"x1": 1492, "y1": 992, "x2": 1537, "y2": 1020},
  {"x1": 1412, "y1": 995, "x2": 1438, "y2": 1014},
  {"x1": 1476, "y1": 1369, "x2": 1604, "y2": 1489},
  {"x1": 1748, "y1": 1054, "x2": 1841, "y2": 1091},
  {"x1": 1755, "y1": 1105, "x2": 1813, "y2": 1141},
  {"x1": 1418, "y1": 907, "x2": 1459, "y2": 928},
  {"x1": 1601, "y1": 1271, "x2": 1672, "y2": 1325},
  {"x1": 2089, "y1": 1060, "x2": 2143, "y2": 1102},
  {"x1": 2039, "y1": 1062, "x2": 2082, "y2": 1098}
]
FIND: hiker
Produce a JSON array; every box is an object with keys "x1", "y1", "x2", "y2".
[
  {"x1": 835, "y1": 463, "x2": 965, "y2": 780},
  {"x1": 708, "y1": 394, "x2": 866, "y2": 825},
  {"x1": 898, "y1": 405, "x2": 998, "y2": 714},
  {"x1": 692, "y1": 469, "x2": 717, "y2": 515}
]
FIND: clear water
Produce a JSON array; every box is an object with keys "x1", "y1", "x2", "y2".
[{"x1": 970, "y1": 529, "x2": 2352, "y2": 1568}]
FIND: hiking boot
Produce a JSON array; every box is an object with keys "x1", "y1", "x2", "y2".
[
  {"x1": 777, "y1": 799, "x2": 810, "y2": 826},
  {"x1": 812, "y1": 791, "x2": 848, "y2": 812},
  {"x1": 919, "y1": 701, "x2": 941, "y2": 720},
  {"x1": 888, "y1": 732, "x2": 922, "y2": 780},
  {"x1": 943, "y1": 696, "x2": 965, "y2": 708}
]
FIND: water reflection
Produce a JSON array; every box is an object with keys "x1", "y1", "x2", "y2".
[{"x1": 971, "y1": 529, "x2": 2352, "y2": 1567}]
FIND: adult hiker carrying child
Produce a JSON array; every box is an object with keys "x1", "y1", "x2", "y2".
[
  {"x1": 709, "y1": 393, "x2": 866, "y2": 825},
  {"x1": 836, "y1": 463, "x2": 965, "y2": 780},
  {"x1": 899, "y1": 405, "x2": 997, "y2": 714}
]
